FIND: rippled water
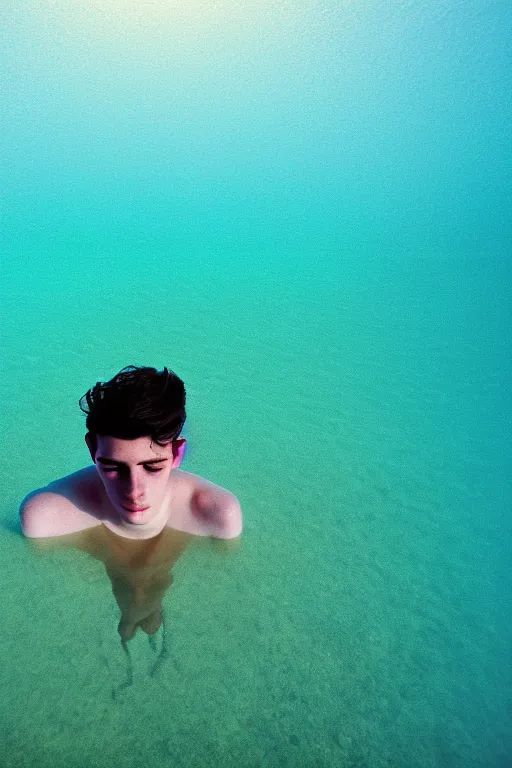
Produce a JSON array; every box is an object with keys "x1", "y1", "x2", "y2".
[{"x1": 1, "y1": 2, "x2": 510, "y2": 766}]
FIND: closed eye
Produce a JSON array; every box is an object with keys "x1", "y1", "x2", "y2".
[{"x1": 101, "y1": 466, "x2": 164, "y2": 473}]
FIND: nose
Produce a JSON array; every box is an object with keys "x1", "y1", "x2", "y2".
[{"x1": 123, "y1": 471, "x2": 145, "y2": 501}]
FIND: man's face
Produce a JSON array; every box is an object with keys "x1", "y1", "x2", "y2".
[{"x1": 88, "y1": 434, "x2": 184, "y2": 526}]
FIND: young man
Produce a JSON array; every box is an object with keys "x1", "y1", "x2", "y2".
[{"x1": 20, "y1": 365, "x2": 242, "y2": 542}]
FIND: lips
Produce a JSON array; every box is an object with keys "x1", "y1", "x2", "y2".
[{"x1": 121, "y1": 504, "x2": 149, "y2": 513}]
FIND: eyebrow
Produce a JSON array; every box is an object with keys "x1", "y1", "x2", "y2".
[{"x1": 96, "y1": 457, "x2": 169, "y2": 466}]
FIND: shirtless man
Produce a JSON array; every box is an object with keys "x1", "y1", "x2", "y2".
[
  {"x1": 20, "y1": 366, "x2": 241, "y2": 681},
  {"x1": 20, "y1": 365, "x2": 243, "y2": 542}
]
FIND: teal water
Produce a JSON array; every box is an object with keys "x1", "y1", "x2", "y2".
[{"x1": 1, "y1": 2, "x2": 511, "y2": 767}]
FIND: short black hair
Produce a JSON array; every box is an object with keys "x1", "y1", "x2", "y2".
[{"x1": 79, "y1": 365, "x2": 186, "y2": 446}]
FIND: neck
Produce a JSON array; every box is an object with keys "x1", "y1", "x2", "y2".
[
  {"x1": 102, "y1": 487, "x2": 173, "y2": 541},
  {"x1": 102, "y1": 513, "x2": 167, "y2": 540}
]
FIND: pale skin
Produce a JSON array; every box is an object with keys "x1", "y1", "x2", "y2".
[
  {"x1": 20, "y1": 434, "x2": 242, "y2": 651},
  {"x1": 20, "y1": 434, "x2": 243, "y2": 542}
]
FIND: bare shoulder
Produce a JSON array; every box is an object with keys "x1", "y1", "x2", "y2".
[
  {"x1": 20, "y1": 467, "x2": 102, "y2": 538},
  {"x1": 171, "y1": 470, "x2": 243, "y2": 540}
]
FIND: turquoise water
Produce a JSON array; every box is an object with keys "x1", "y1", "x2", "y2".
[{"x1": 1, "y1": 2, "x2": 511, "y2": 766}]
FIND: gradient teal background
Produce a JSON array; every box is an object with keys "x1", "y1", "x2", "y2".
[{"x1": 1, "y1": 2, "x2": 511, "y2": 766}]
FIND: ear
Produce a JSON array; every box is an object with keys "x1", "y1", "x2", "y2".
[
  {"x1": 171, "y1": 439, "x2": 187, "y2": 469},
  {"x1": 85, "y1": 433, "x2": 97, "y2": 462}
]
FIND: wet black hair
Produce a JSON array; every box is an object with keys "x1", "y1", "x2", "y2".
[{"x1": 79, "y1": 366, "x2": 186, "y2": 450}]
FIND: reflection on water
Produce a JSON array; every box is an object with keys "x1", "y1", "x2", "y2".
[{"x1": 28, "y1": 525, "x2": 194, "y2": 698}]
